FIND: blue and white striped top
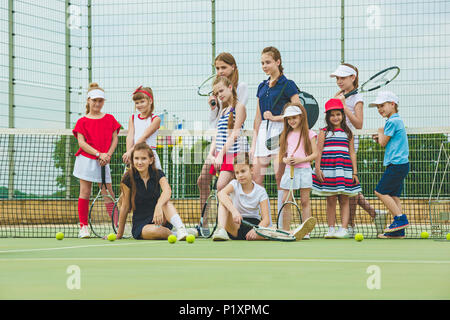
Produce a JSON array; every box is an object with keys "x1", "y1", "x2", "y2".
[{"x1": 215, "y1": 107, "x2": 240, "y2": 154}]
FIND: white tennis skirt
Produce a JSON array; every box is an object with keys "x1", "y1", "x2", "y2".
[
  {"x1": 280, "y1": 166, "x2": 313, "y2": 190},
  {"x1": 73, "y1": 155, "x2": 112, "y2": 183},
  {"x1": 254, "y1": 120, "x2": 284, "y2": 157}
]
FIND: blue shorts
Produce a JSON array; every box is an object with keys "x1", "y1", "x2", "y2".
[{"x1": 375, "y1": 163, "x2": 409, "y2": 197}]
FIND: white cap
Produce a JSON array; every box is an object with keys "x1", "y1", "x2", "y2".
[
  {"x1": 330, "y1": 65, "x2": 357, "y2": 78},
  {"x1": 282, "y1": 105, "x2": 302, "y2": 118},
  {"x1": 369, "y1": 91, "x2": 399, "y2": 108},
  {"x1": 87, "y1": 89, "x2": 105, "y2": 99}
]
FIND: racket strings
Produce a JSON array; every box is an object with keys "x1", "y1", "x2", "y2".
[{"x1": 278, "y1": 201, "x2": 302, "y2": 232}]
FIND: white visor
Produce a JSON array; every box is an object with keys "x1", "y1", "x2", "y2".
[
  {"x1": 282, "y1": 106, "x2": 302, "y2": 118},
  {"x1": 330, "y1": 65, "x2": 357, "y2": 78},
  {"x1": 369, "y1": 91, "x2": 399, "y2": 108},
  {"x1": 87, "y1": 89, "x2": 105, "y2": 99}
]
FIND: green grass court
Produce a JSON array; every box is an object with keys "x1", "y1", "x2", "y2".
[{"x1": 0, "y1": 238, "x2": 449, "y2": 300}]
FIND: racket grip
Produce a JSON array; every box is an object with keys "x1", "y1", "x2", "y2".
[
  {"x1": 290, "y1": 165, "x2": 295, "y2": 178},
  {"x1": 210, "y1": 99, "x2": 216, "y2": 106}
]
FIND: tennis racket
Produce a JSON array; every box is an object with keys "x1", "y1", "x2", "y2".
[
  {"x1": 344, "y1": 66, "x2": 400, "y2": 100},
  {"x1": 277, "y1": 166, "x2": 302, "y2": 232},
  {"x1": 241, "y1": 220, "x2": 296, "y2": 242},
  {"x1": 88, "y1": 166, "x2": 116, "y2": 238},
  {"x1": 112, "y1": 165, "x2": 133, "y2": 239},
  {"x1": 197, "y1": 172, "x2": 219, "y2": 238},
  {"x1": 198, "y1": 74, "x2": 217, "y2": 106}
]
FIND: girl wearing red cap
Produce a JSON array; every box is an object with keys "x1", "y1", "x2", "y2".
[
  {"x1": 312, "y1": 98, "x2": 361, "y2": 239},
  {"x1": 330, "y1": 63, "x2": 387, "y2": 236}
]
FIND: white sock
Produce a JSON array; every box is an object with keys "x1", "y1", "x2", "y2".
[{"x1": 170, "y1": 214, "x2": 184, "y2": 230}]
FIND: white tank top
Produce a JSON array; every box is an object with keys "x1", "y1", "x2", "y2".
[{"x1": 133, "y1": 113, "x2": 159, "y2": 149}]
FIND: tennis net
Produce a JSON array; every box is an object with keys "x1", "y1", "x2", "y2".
[{"x1": 0, "y1": 128, "x2": 449, "y2": 239}]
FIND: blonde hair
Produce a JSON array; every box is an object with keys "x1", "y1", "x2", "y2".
[
  {"x1": 278, "y1": 103, "x2": 312, "y2": 164},
  {"x1": 85, "y1": 82, "x2": 104, "y2": 114},
  {"x1": 213, "y1": 76, "x2": 237, "y2": 129}
]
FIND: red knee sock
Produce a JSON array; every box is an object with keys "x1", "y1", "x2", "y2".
[{"x1": 78, "y1": 198, "x2": 90, "y2": 227}]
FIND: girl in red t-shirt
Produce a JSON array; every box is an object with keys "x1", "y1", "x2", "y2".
[{"x1": 73, "y1": 83, "x2": 121, "y2": 238}]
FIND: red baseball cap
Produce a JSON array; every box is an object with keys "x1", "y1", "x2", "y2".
[{"x1": 324, "y1": 98, "x2": 344, "y2": 113}]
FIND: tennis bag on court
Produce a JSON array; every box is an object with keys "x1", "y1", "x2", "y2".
[{"x1": 265, "y1": 87, "x2": 319, "y2": 150}]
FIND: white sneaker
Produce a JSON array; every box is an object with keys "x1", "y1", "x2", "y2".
[
  {"x1": 78, "y1": 225, "x2": 90, "y2": 239},
  {"x1": 334, "y1": 227, "x2": 350, "y2": 239},
  {"x1": 303, "y1": 234, "x2": 310, "y2": 240},
  {"x1": 212, "y1": 227, "x2": 230, "y2": 241},
  {"x1": 292, "y1": 217, "x2": 317, "y2": 241},
  {"x1": 176, "y1": 226, "x2": 188, "y2": 241},
  {"x1": 324, "y1": 227, "x2": 336, "y2": 239},
  {"x1": 374, "y1": 210, "x2": 388, "y2": 234},
  {"x1": 186, "y1": 228, "x2": 198, "y2": 237}
]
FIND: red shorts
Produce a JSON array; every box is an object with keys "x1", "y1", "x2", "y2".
[{"x1": 209, "y1": 152, "x2": 238, "y2": 175}]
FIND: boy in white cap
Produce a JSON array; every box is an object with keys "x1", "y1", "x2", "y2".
[{"x1": 370, "y1": 91, "x2": 410, "y2": 238}]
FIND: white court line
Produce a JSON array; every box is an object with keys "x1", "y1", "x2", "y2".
[
  {"x1": 0, "y1": 257, "x2": 449, "y2": 264},
  {"x1": 0, "y1": 241, "x2": 160, "y2": 254}
]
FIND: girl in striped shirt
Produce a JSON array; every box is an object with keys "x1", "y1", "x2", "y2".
[
  {"x1": 312, "y1": 98, "x2": 361, "y2": 239},
  {"x1": 206, "y1": 76, "x2": 247, "y2": 191}
]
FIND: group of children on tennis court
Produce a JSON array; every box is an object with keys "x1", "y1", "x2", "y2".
[{"x1": 72, "y1": 46, "x2": 410, "y2": 241}]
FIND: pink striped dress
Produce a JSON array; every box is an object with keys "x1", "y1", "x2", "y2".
[{"x1": 312, "y1": 128, "x2": 361, "y2": 196}]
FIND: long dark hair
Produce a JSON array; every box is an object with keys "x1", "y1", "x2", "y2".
[
  {"x1": 120, "y1": 142, "x2": 157, "y2": 211},
  {"x1": 324, "y1": 109, "x2": 353, "y2": 140}
]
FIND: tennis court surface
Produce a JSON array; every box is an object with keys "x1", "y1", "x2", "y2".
[{"x1": 1, "y1": 238, "x2": 448, "y2": 300}]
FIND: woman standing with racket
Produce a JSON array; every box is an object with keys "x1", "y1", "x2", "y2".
[
  {"x1": 312, "y1": 98, "x2": 361, "y2": 239},
  {"x1": 197, "y1": 53, "x2": 249, "y2": 219},
  {"x1": 278, "y1": 103, "x2": 318, "y2": 239},
  {"x1": 250, "y1": 46, "x2": 302, "y2": 217},
  {"x1": 122, "y1": 86, "x2": 162, "y2": 170},
  {"x1": 117, "y1": 142, "x2": 192, "y2": 240},
  {"x1": 73, "y1": 83, "x2": 121, "y2": 239},
  {"x1": 331, "y1": 64, "x2": 387, "y2": 235}
]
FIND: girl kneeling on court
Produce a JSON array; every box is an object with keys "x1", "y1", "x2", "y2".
[
  {"x1": 117, "y1": 142, "x2": 192, "y2": 241},
  {"x1": 212, "y1": 153, "x2": 270, "y2": 241}
]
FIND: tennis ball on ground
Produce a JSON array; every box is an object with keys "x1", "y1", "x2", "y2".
[
  {"x1": 55, "y1": 232, "x2": 64, "y2": 240},
  {"x1": 355, "y1": 233, "x2": 364, "y2": 242},
  {"x1": 168, "y1": 234, "x2": 177, "y2": 244},
  {"x1": 447, "y1": 233, "x2": 450, "y2": 241},
  {"x1": 107, "y1": 233, "x2": 116, "y2": 241},
  {"x1": 186, "y1": 234, "x2": 195, "y2": 244},
  {"x1": 420, "y1": 231, "x2": 429, "y2": 239}
]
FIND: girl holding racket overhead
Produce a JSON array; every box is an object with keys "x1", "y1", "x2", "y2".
[
  {"x1": 331, "y1": 64, "x2": 387, "y2": 235},
  {"x1": 117, "y1": 142, "x2": 192, "y2": 240},
  {"x1": 73, "y1": 83, "x2": 121, "y2": 239},
  {"x1": 250, "y1": 46, "x2": 302, "y2": 218},
  {"x1": 122, "y1": 86, "x2": 162, "y2": 170},
  {"x1": 198, "y1": 53, "x2": 249, "y2": 218},
  {"x1": 278, "y1": 103, "x2": 318, "y2": 239}
]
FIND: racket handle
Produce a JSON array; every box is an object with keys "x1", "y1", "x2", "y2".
[
  {"x1": 290, "y1": 165, "x2": 295, "y2": 178},
  {"x1": 211, "y1": 99, "x2": 216, "y2": 106},
  {"x1": 344, "y1": 89, "x2": 358, "y2": 98}
]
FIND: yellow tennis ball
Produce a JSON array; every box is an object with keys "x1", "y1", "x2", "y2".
[
  {"x1": 107, "y1": 233, "x2": 116, "y2": 241},
  {"x1": 186, "y1": 234, "x2": 195, "y2": 244},
  {"x1": 355, "y1": 233, "x2": 364, "y2": 242},
  {"x1": 55, "y1": 232, "x2": 64, "y2": 240},
  {"x1": 168, "y1": 234, "x2": 177, "y2": 244},
  {"x1": 447, "y1": 233, "x2": 450, "y2": 241},
  {"x1": 420, "y1": 231, "x2": 429, "y2": 239}
]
